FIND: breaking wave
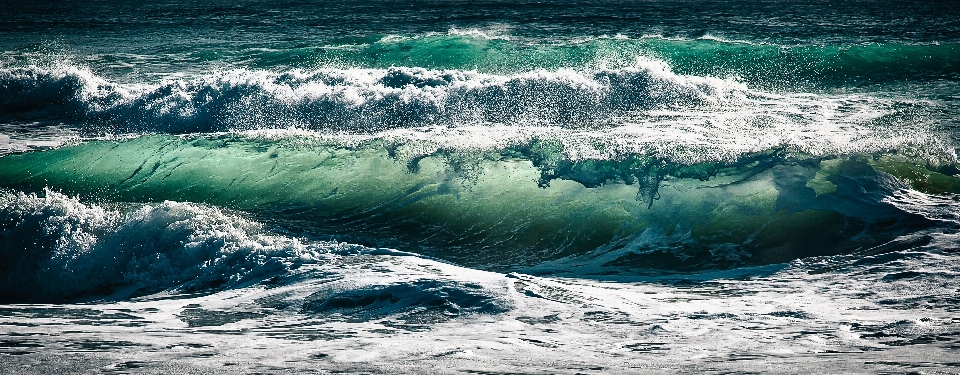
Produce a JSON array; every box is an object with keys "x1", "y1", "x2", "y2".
[
  {"x1": 0, "y1": 188, "x2": 348, "y2": 302},
  {"x1": 1, "y1": 134, "x2": 955, "y2": 273},
  {"x1": 0, "y1": 61, "x2": 747, "y2": 132}
]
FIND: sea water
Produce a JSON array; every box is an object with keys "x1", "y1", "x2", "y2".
[{"x1": 2, "y1": 1, "x2": 960, "y2": 373}]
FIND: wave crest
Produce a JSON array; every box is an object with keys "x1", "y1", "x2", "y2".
[{"x1": 0, "y1": 62, "x2": 743, "y2": 133}]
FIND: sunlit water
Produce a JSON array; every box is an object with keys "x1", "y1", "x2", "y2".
[{"x1": 2, "y1": 1, "x2": 960, "y2": 373}]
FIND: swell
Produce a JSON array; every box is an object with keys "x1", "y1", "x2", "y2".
[
  {"x1": 1, "y1": 135, "x2": 955, "y2": 272},
  {"x1": 11, "y1": 35, "x2": 957, "y2": 88},
  {"x1": 309, "y1": 36, "x2": 960, "y2": 86}
]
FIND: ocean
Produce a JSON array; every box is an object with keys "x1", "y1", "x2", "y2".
[{"x1": 1, "y1": 0, "x2": 960, "y2": 373}]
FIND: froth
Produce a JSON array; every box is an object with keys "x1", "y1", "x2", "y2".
[
  {"x1": 0, "y1": 61, "x2": 742, "y2": 132},
  {"x1": 0, "y1": 188, "x2": 346, "y2": 301},
  {"x1": 1, "y1": 62, "x2": 953, "y2": 165}
]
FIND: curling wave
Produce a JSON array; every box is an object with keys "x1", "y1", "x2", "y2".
[{"x1": 1, "y1": 134, "x2": 955, "y2": 272}]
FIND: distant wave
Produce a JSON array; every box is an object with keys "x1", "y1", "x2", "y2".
[
  {"x1": 25, "y1": 33, "x2": 951, "y2": 85},
  {"x1": 314, "y1": 34, "x2": 960, "y2": 85},
  {"x1": 0, "y1": 61, "x2": 746, "y2": 133},
  {"x1": 0, "y1": 63, "x2": 952, "y2": 164}
]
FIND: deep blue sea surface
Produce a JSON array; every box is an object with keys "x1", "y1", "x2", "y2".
[{"x1": 2, "y1": 1, "x2": 960, "y2": 373}]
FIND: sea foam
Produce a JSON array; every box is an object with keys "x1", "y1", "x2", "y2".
[{"x1": 0, "y1": 188, "x2": 346, "y2": 301}]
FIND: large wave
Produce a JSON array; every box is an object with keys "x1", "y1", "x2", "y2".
[{"x1": 1, "y1": 135, "x2": 953, "y2": 273}]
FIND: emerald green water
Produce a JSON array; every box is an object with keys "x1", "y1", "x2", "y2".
[{"x1": 2, "y1": 134, "x2": 947, "y2": 270}]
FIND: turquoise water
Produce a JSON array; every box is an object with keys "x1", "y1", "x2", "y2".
[{"x1": 1, "y1": 1, "x2": 960, "y2": 373}]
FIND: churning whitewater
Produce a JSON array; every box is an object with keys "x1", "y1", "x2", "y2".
[{"x1": 2, "y1": 0, "x2": 960, "y2": 373}]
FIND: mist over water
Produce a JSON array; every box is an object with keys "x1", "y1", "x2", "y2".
[{"x1": 2, "y1": 1, "x2": 960, "y2": 373}]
